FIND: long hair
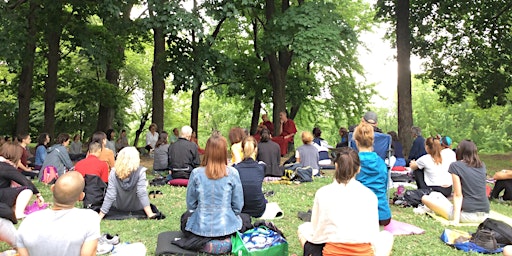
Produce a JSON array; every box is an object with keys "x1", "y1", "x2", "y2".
[
  {"x1": 387, "y1": 131, "x2": 399, "y2": 142},
  {"x1": 105, "y1": 129, "x2": 115, "y2": 141},
  {"x1": 242, "y1": 136, "x2": 257, "y2": 160},
  {"x1": 260, "y1": 128, "x2": 271, "y2": 142},
  {"x1": 456, "y1": 140, "x2": 482, "y2": 168},
  {"x1": 115, "y1": 147, "x2": 141, "y2": 180},
  {"x1": 425, "y1": 137, "x2": 442, "y2": 164},
  {"x1": 333, "y1": 147, "x2": 360, "y2": 184},
  {"x1": 228, "y1": 127, "x2": 245, "y2": 145},
  {"x1": 354, "y1": 122, "x2": 374, "y2": 148},
  {"x1": 155, "y1": 131, "x2": 168, "y2": 148},
  {"x1": 37, "y1": 133, "x2": 50, "y2": 148},
  {"x1": 0, "y1": 142, "x2": 23, "y2": 165},
  {"x1": 202, "y1": 135, "x2": 228, "y2": 180}
]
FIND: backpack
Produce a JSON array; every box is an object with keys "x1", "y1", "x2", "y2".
[
  {"x1": 401, "y1": 188, "x2": 432, "y2": 207},
  {"x1": 83, "y1": 174, "x2": 107, "y2": 213},
  {"x1": 477, "y1": 218, "x2": 512, "y2": 245},
  {"x1": 40, "y1": 166, "x2": 58, "y2": 185}
]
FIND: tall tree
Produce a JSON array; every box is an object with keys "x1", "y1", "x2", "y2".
[
  {"x1": 396, "y1": 0, "x2": 413, "y2": 156},
  {"x1": 148, "y1": 0, "x2": 166, "y2": 132}
]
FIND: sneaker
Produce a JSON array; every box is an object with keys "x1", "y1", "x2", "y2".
[
  {"x1": 97, "y1": 242, "x2": 114, "y2": 255},
  {"x1": 100, "y1": 233, "x2": 120, "y2": 245},
  {"x1": 413, "y1": 204, "x2": 432, "y2": 215}
]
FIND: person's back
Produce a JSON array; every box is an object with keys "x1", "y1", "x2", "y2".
[
  {"x1": 74, "y1": 142, "x2": 109, "y2": 183},
  {"x1": 296, "y1": 132, "x2": 320, "y2": 173},
  {"x1": 256, "y1": 128, "x2": 282, "y2": 177},
  {"x1": 41, "y1": 140, "x2": 73, "y2": 176},
  {"x1": 234, "y1": 137, "x2": 266, "y2": 218},
  {"x1": 168, "y1": 127, "x2": 200, "y2": 176},
  {"x1": 449, "y1": 161, "x2": 489, "y2": 213},
  {"x1": 17, "y1": 171, "x2": 100, "y2": 256},
  {"x1": 153, "y1": 143, "x2": 170, "y2": 171}
]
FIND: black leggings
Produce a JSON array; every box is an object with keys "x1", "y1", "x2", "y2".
[
  {"x1": 429, "y1": 186, "x2": 452, "y2": 198},
  {"x1": 490, "y1": 179, "x2": 512, "y2": 200}
]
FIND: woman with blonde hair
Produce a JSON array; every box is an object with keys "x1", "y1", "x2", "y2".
[
  {"x1": 99, "y1": 147, "x2": 161, "y2": 220},
  {"x1": 234, "y1": 136, "x2": 266, "y2": 217},
  {"x1": 410, "y1": 137, "x2": 453, "y2": 196},
  {"x1": 296, "y1": 131, "x2": 320, "y2": 176},
  {"x1": 353, "y1": 122, "x2": 391, "y2": 226},
  {"x1": 176, "y1": 134, "x2": 245, "y2": 253},
  {"x1": 228, "y1": 127, "x2": 246, "y2": 165}
]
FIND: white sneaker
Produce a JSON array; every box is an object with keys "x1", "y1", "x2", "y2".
[
  {"x1": 97, "y1": 242, "x2": 114, "y2": 255},
  {"x1": 413, "y1": 204, "x2": 432, "y2": 215}
]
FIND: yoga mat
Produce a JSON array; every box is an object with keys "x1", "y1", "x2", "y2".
[
  {"x1": 155, "y1": 231, "x2": 200, "y2": 256},
  {"x1": 427, "y1": 210, "x2": 512, "y2": 227},
  {"x1": 384, "y1": 219, "x2": 425, "y2": 235}
]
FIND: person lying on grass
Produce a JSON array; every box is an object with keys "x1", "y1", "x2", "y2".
[
  {"x1": 17, "y1": 171, "x2": 100, "y2": 256},
  {"x1": 297, "y1": 147, "x2": 393, "y2": 256}
]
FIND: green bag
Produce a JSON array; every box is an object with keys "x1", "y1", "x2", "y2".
[{"x1": 231, "y1": 227, "x2": 288, "y2": 256}]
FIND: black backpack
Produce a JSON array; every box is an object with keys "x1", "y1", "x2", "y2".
[
  {"x1": 401, "y1": 188, "x2": 432, "y2": 207},
  {"x1": 83, "y1": 174, "x2": 107, "y2": 212},
  {"x1": 477, "y1": 218, "x2": 512, "y2": 245}
]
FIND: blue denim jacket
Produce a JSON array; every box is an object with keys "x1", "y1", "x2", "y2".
[{"x1": 185, "y1": 166, "x2": 244, "y2": 237}]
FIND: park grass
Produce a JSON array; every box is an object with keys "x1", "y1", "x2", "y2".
[{"x1": 1, "y1": 153, "x2": 511, "y2": 255}]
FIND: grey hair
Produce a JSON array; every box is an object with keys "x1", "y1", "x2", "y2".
[
  {"x1": 181, "y1": 125, "x2": 193, "y2": 138},
  {"x1": 411, "y1": 126, "x2": 422, "y2": 136}
]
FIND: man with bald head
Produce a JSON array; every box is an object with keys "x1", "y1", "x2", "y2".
[
  {"x1": 17, "y1": 171, "x2": 100, "y2": 256},
  {"x1": 167, "y1": 125, "x2": 200, "y2": 179}
]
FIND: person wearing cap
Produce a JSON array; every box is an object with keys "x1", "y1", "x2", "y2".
[
  {"x1": 440, "y1": 136, "x2": 456, "y2": 169},
  {"x1": 349, "y1": 111, "x2": 382, "y2": 133}
]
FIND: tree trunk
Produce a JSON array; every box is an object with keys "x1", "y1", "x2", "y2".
[
  {"x1": 190, "y1": 85, "x2": 201, "y2": 133},
  {"x1": 151, "y1": 26, "x2": 165, "y2": 132},
  {"x1": 396, "y1": 0, "x2": 413, "y2": 157},
  {"x1": 250, "y1": 92, "x2": 262, "y2": 135},
  {"x1": 96, "y1": 2, "x2": 134, "y2": 132},
  {"x1": 16, "y1": 2, "x2": 37, "y2": 135},
  {"x1": 133, "y1": 110, "x2": 149, "y2": 147},
  {"x1": 96, "y1": 66, "x2": 118, "y2": 132},
  {"x1": 289, "y1": 104, "x2": 300, "y2": 120},
  {"x1": 43, "y1": 27, "x2": 62, "y2": 138}
]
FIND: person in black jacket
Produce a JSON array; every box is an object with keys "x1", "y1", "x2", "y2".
[
  {"x1": 256, "y1": 128, "x2": 282, "y2": 177},
  {"x1": 0, "y1": 142, "x2": 45, "y2": 220},
  {"x1": 234, "y1": 136, "x2": 266, "y2": 217}
]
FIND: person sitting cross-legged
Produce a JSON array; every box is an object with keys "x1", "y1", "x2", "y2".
[
  {"x1": 74, "y1": 142, "x2": 109, "y2": 183},
  {"x1": 167, "y1": 126, "x2": 200, "y2": 179},
  {"x1": 490, "y1": 169, "x2": 512, "y2": 201},
  {"x1": 297, "y1": 147, "x2": 393, "y2": 256},
  {"x1": 422, "y1": 140, "x2": 489, "y2": 225},
  {"x1": 99, "y1": 147, "x2": 161, "y2": 220},
  {"x1": 16, "y1": 171, "x2": 100, "y2": 256}
]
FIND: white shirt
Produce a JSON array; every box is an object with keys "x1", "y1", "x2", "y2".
[
  {"x1": 146, "y1": 131, "x2": 158, "y2": 149},
  {"x1": 299, "y1": 178, "x2": 380, "y2": 244},
  {"x1": 416, "y1": 154, "x2": 453, "y2": 186},
  {"x1": 441, "y1": 148, "x2": 456, "y2": 171}
]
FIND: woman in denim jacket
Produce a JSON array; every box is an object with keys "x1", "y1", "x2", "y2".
[{"x1": 176, "y1": 134, "x2": 244, "y2": 253}]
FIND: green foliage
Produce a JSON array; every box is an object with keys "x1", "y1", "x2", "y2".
[
  {"x1": 374, "y1": 78, "x2": 512, "y2": 153},
  {"x1": 377, "y1": 0, "x2": 512, "y2": 108}
]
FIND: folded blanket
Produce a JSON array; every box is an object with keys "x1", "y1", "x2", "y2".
[{"x1": 384, "y1": 219, "x2": 425, "y2": 235}]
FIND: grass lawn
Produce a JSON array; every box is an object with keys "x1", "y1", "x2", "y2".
[{"x1": 1, "y1": 153, "x2": 511, "y2": 255}]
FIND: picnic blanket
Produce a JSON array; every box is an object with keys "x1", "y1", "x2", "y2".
[
  {"x1": 427, "y1": 210, "x2": 512, "y2": 227},
  {"x1": 383, "y1": 219, "x2": 425, "y2": 236}
]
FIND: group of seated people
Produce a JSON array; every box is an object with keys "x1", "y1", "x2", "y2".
[{"x1": 2, "y1": 110, "x2": 512, "y2": 255}]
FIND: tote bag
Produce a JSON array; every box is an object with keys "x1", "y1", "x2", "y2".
[{"x1": 231, "y1": 226, "x2": 288, "y2": 256}]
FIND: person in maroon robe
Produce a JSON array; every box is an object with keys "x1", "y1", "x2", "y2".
[{"x1": 272, "y1": 111, "x2": 297, "y2": 156}]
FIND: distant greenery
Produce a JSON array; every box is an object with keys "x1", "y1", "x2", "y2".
[{"x1": 2, "y1": 153, "x2": 511, "y2": 255}]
